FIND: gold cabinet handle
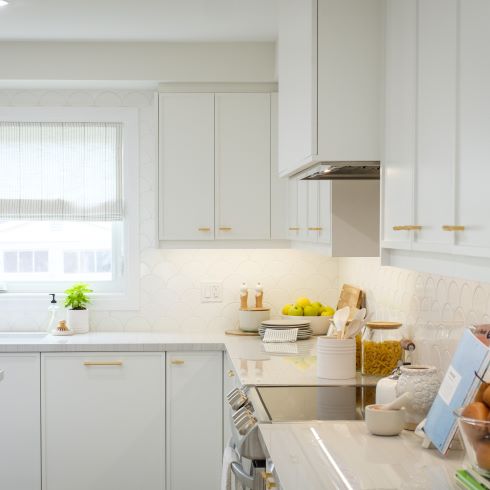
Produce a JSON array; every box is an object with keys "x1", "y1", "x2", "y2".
[
  {"x1": 288, "y1": 227, "x2": 300, "y2": 231},
  {"x1": 83, "y1": 361, "x2": 123, "y2": 366},
  {"x1": 393, "y1": 225, "x2": 422, "y2": 231},
  {"x1": 219, "y1": 227, "x2": 232, "y2": 231},
  {"x1": 442, "y1": 225, "x2": 465, "y2": 231},
  {"x1": 170, "y1": 359, "x2": 185, "y2": 365},
  {"x1": 227, "y1": 370, "x2": 235, "y2": 377},
  {"x1": 308, "y1": 227, "x2": 323, "y2": 231},
  {"x1": 198, "y1": 227, "x2": 211, "y2": 232}
]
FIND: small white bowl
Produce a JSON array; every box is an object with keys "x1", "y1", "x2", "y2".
[
  {"x1": 365, "y1": 405, "x2": 406, "y2": 436},
  {"x1": 282, "y1": 315, "x2": 331, "y2": 335}
]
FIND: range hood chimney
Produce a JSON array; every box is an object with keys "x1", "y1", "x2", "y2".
[{"x1": 300, "y1": 161, "x2": 380, "y2": 180}]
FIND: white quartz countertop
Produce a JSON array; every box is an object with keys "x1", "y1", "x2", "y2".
[
  {"x1": 0, "y1": 332, "x2": 379, "y2": 386},
  {"x1": 259, "y1": 421, "x2": 465, "y2": 490}
]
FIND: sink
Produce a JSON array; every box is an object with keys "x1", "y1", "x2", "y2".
[{"x1": 0, "y1": 332, "x2": 47, "y2": 340}]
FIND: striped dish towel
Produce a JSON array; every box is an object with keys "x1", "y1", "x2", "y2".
[{"x1": 262, "y1": 328, "x2": 298, "y2": 343}]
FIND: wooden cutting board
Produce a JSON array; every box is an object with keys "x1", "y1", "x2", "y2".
[{"x1": 337, "y1": 284, "x2": 363, "y2": 311}]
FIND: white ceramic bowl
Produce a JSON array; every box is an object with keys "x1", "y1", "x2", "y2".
[
  {"x1": 365, "y1": 405, "x2": 406, "y2": 436},
  {"x1": 238, "y1": 309, "x2": 270, "y2": 332},
  {"x1": 282, "y1": 315, "x2": 331, "y2": 335}
]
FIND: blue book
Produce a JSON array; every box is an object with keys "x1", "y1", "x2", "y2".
[{"x1": 424, "y1": 328, "x2": 490, "y2": 454}]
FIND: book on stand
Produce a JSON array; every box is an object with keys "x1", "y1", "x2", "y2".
[{"x1": 424, "y1": 328, "x2": 490, "y2": 454}]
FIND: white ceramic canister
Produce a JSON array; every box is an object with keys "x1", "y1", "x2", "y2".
[
  {"x1": 66, "y1": 309, "x2": 90, "y2": 334},
  {"x1": 395, "y1": 365, "x2": 439, "y2": 430},
  {"x1": 317, "y1": 337, "x2": 356, "y2": 380}
]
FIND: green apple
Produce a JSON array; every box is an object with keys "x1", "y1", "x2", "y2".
[
  {"x1": 288, "y1": 305, "x2": 304, "y2": 316},
  {"x1": 303, "y1": 305, "x2": 317, "y2": 316},
  {"x1": 311, "y1": 302, "x2": 323, "y2": 315}
]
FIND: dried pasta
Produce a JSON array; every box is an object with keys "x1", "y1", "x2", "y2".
[
  {"x1": 362, "y1": 340, "x2": 401, "y2": 376},
  {"x1": 355, "y1": 334, "x2": 362, "y2": 370}
]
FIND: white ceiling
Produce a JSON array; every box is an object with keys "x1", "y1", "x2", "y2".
[{"x1": 0, "y1": 0, "x2": 278, "y2": 42}]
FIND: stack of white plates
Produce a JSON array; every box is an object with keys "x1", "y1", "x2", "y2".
[{"x1": 259, "y1": 319, "x2": 313, "y2": 340}]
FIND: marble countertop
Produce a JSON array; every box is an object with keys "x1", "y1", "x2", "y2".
[
  {"x1": 0, "y1": 331, "x2": 379, "y2": 387},
  {"x1": 259, "y1": 421, "x2": 465, "y2": 490}
]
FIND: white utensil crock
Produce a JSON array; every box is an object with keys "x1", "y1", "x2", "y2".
[{"x1": 317, "y1": 337, "x2": 356, "y2": 380}]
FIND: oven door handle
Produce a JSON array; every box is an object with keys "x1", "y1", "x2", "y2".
[{"x1": 231, "y1": 462, "x2": 254, "y2": 488}]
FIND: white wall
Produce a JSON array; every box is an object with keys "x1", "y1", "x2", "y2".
[{"x1": 0, "y1": 42, "x2": 276, "y2": 82}]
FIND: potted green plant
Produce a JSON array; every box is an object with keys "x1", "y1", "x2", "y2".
[{"x1": 64, "y1": 282, "x2": 93, "y2": 334}]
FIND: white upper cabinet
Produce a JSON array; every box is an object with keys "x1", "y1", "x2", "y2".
[
  {"x1": 413, "y1": 0, "x2": 458, "y2": 252},
  {"x1": 278, "y1": 0, "x2": 383, "y2": 177},
  {"x1": 158, "y1": 87, "x2": 283, "y2": 243},
  {"x1": 0, "y1": 354, "x2": 41, "y2": 490},
  {"x1": 382, "y1": 0, "x2": 490, "y2": 280},
  {"x1": 270, "y1": 93, "x2": 288, "y2": 240},
  {"x1": 159, "y1": 93, "x2": 215, "y2": 240},
  {"x1": 215, "y1": 93, "x2": 271, "y2": 240},
  {"x1": 456, "y1": 0, "x2": 490, "y2": 257},
  {"x1": 381, "y1": 0, "x2": 417, "y2": 249}
]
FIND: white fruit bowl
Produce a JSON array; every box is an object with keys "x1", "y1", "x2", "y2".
[{"x1": 281, "y1": 315, "x2": 331, "y2": 335}]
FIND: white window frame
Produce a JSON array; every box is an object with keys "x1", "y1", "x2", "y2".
[{"x1": 0, "y1": 107, "x2": 139, "y2": 310}]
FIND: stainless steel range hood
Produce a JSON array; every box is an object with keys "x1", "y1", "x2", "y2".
[{"x1": 300, "y1": 161, "x2": 380, "y2": 180}]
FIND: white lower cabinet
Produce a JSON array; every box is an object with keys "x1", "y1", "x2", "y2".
[
  {"x1": 41, "y1": 353, "x2": 165, "y2": 490},
  {"x1": 0, "y1": 354, "x2": 41, "y2": 490},
  {"x1": 166, "y1": 351, "x2": 223, "y2": 490}
]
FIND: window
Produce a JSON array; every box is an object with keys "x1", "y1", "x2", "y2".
[{"x1": 0, "y1": 108, "x2": 138, "y2": 306}]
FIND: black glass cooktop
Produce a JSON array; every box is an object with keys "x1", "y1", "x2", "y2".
[{"x1": 255, "y1": 385, "x2": 376, "y2": 422}]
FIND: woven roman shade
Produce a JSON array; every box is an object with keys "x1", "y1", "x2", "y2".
[{"x1": 0, "y1": 122, "x2": 123, "y2": 221}]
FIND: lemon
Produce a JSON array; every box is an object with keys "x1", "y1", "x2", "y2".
[
  {"x1": 295, "y1": 297, "x2": 311, "y2": 309},
  {"x1": 322, "y1": 306, "x2": 335, "y2": 317},
  {"x1": 282, "y1": 304, "x2": 293, "y2": 315}
]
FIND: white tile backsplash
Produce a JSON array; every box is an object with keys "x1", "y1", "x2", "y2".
[{"x1": 339, "y1": 257, "x2": 490, "y2": 373}]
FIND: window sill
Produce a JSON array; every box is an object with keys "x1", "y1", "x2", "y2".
[{"x1": 0, "y1": 292, "x2": 139, "y2": 311}]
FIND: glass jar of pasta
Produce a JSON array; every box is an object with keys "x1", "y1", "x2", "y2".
[{"x1": 362, "y1": 322, "x2": 403, "y2": 376}]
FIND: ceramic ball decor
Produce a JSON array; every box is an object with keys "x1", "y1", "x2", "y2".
[{"x1": 395, "y1": 365, "x2": 440, "y2": 430}]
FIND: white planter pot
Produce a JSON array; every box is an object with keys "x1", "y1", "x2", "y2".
[{"x1": 66, "y1": 309, "x2": 90, "y2": 334}]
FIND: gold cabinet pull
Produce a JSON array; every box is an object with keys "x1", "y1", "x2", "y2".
[
  {"x1": 442, "y1": 225, "x2": 465, "y2": 232},
  {"x1": 198, "y1": 227, "x2": 211, "y2": 232},
  {"x1": 227, "y1": 370, "x2": 235, "y2": 377},
  {"x1": 393, "y1": 225, "x2": 422, "y2": 231},
  {"x1": 170, "y1": 359, "x2": 185, "y2": 365},
  {"x1": 83, "y1": 361, "x2": 123, "y2": 366},
  {"x1": 219, "y1": 227, "x2": 232, "y2": 231},
  {"x1": 308, "y1": 227, "x2": 323, "y2": 231},
  {"x1": 288, "y1": 227, "x2": 300, "y2": 231}
]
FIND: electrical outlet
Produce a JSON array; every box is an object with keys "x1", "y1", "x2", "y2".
[{"x1": 200, "y1": 282, "x2": 223, "y2": 303}]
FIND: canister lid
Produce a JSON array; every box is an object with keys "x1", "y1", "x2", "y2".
[{"x1": 366, "y1": 321, "x2": 402, "y2": 330}]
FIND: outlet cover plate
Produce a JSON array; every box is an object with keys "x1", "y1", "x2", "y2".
[{"x1": 200, "y1": 282, "x2": 223, "y2": 303}]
